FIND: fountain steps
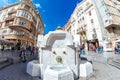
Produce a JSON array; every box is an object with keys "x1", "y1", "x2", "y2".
[
  {"x1": 109, "y1": 59, "x2": 120, "y2": 69},
  {"x1": 0, "y1": 58, "x2": 12, "y2": 69}
]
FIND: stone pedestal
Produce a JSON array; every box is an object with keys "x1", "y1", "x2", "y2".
[
  {"x1": 43, "y1": 65, "x2": 74, "y2": 80},
  {"x1": 80, "y1": 61, "x2": 93, "y2": 78},
  {"x1": 26, "y1": 60, "x2": 41, "y2": 76}
]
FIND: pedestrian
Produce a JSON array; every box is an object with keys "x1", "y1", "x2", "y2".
[
  {"x1": 92, "y1": 45, "x2": 96, "y2": 53},
  {"x1": 80, "y1": 44, "x2": 85, "y2": 55},
  {"x1": 114, "y1": 43, "x2": 120, "y2": 54},
  {"x1": 19, "y1": 45, "x2": 26, "y2": 62},
  {"x1": 98, "y1": 44, "x2": 103, "y2": 54},
  {"x1": 1, "y1": 45, "x2": 4, "y2": 52},
  {"x1": 31, "y1": 46, "x2": 35, "y2": 55},
  {"x1": 89, "y1": 43, "x2": 93, "y2": 51},
  {"x1": 20, "y1": 51, "x2": 26, "y2": 63}
]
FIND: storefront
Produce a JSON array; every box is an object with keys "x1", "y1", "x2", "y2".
[{"x1": 87, "y1": 39, "x2": 99, "y2": 51}]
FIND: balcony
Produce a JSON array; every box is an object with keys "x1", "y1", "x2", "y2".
[
  {"x1": 18, "y1": 7, "x2": 31, "y2": 14},
  {"x1": 17, "y1": 24, "x2": 31, "y2": 32},
  {"x1": 3, "y1": 34, "x2": 34, "y2": 43},
  {"x1": 32, "y1": 16, "x2": 37, "y2": 24},
  {"x1": 77, "y1": 28, "x2": 82, "y2": 34},
  {"x1": 77, "y1": 27, "x2": 86, "y2": 35},
  {"x1": 5, "y1": 16, "x2": 15, "y2": 21},
  {"x1": 105, "y1": 23, "x2": 120, "y2": 31},
  {"x1": 5, "y1": 23, "x2": 13, "y2": 27},
  {"x1": 8, "y1": 10, "x2": 17, "y2": 14},
  {"x1": 84, "y1": 4, "x2": 93, "y2": 11}
]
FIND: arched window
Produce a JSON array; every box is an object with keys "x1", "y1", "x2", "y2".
[{"x1": 2, "y1": 30, "x2": 7, "y2": 34}]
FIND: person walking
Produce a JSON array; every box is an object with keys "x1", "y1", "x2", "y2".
[
  {"x1": 31, "y1": 46, "x2": 35, "y2": 55},
  {"x1": 114, "y1": 43, "x2": 120, "y2": 54},
  {"x1": 92, "y1": 45, "x2": 96, "y2": 53},
  {"x1": 80, "y1": 44, "x2": 85, "y2": 55},
  {"x1": 1, "y1": 45, "x2": 4, "y2": 52},
  {"x1": 19, "y1": 45, "x2": 26, "y2": 62},
  {"x1": 98, "y1": 44, "x2": 103, "y2": 54}
]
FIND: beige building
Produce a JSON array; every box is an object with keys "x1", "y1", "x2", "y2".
[
  {"x1": 64, "y1": 0, "x2": 120, "y2": 51},
  {"x1": 0, "y1": 0, "x2": 44, "y2": 49}
]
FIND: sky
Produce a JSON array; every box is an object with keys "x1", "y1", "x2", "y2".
[{"x1": 0, "y1": 0, "x2": 82, "y2": 34}]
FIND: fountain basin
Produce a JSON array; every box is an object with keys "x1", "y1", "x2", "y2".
[
  {"x1": 43, "y1": 65, "x2": 74, "y2": 80},
  {"x1": 80, "y1": 61, "x2": 93, "y2": 78},
  {"x1": 50, "y1": 65, "x2": 67, "y2": 71},
  {"x1": 26, "y1": 60, "x2": 41, "y2": 76}
]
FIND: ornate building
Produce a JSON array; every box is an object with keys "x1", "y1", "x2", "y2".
[
  {"x1": 0, "y1": 0, "x2": 44, "y2": 49},
  {"x1": 64, "y1": 0, "x2": 120, "y2": 51}
]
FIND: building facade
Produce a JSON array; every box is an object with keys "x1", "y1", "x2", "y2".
[
  {"x1": 0, "y1": 0, "x2": 44, "y2": 49},
  {"x1": 64, "y1": 0, "x2": 120, "y2": 51},
  {"x1": 94, "y1": 0, "x2": 120, "y2": 50}
]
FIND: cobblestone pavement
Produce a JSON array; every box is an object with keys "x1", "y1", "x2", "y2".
[
  {"x1": 0, "y1": 61, "x2": 120, "y2": 80},
  {"x1": 85, "y1": 51, "x2": 120, "y2": 60},
  {"x1": 0, "y1": 62, "x2": 40, "y2": 80},
  {"x1": 0, "y1": 50, "x2": 19, "y2": 58},
  {"x1": 0, "y1": 51, "x2": 120, "y2": 80},
  {"x1": 89, "y1": 61, "x2": 120, "y2": 80},
  {"x1": 81, "y1": 51, "x2": 120, "y2": 64}
]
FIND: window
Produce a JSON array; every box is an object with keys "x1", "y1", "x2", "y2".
[
  {"x1": 89, "y1": 11, "x2": 91, "y2": 16},
  {"x1": 91, "y1": 19, "x2": 94, "y2": 23},
  {"x1": 25, "y1": 5, "x2": 30, "y2": 10},
  {"x1": 2, "y1": 30, "x2": 7, "y2": 34},
  {"x1": 19, "y1": 20, "x2": 26, "y2": 25},
  {"x1": 22, "y1": 11, "x2": 29, "y2": 18},
  {"x1": 105, "y1": 19, "x2": 108, "y2": 22},
  {"x1": 82, "y1": 17, "x2": 84, "y2": 20},
  {"x1": 18, "y1": 30, "x2": 25, "y2": 35}
]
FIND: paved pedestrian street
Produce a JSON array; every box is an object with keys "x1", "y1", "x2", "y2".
[
  {"x1": 0, "y1": 63, "x2": 40, "y2": 80},
  {"x1": 0, "y1": 52, "x2": 120, "y2": 80},
  {"x1": 90, "y1": 61, "x2": 120, "y2": 80}
]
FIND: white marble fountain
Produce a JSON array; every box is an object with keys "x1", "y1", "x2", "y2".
[{"x1": 26, "y1": 27, "x2": 93, "y2": 80}]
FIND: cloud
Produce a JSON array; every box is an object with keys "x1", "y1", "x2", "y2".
[
  {"x1": 44, "y1": 24, "x2": 46, "y2": 27},
  {"x1": 35, "y1": 3, "x2": 41, "y2": 8},
  {"x1": 3, "y1": 0, "x2": 9, "y2": 5}
]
